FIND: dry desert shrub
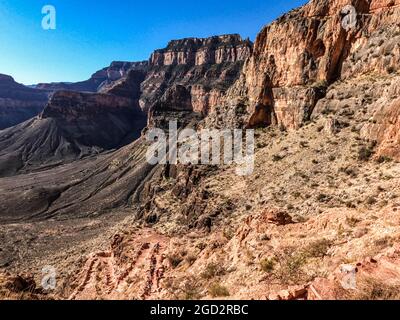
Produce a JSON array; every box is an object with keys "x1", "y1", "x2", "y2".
[
  {"x1": 264, "y1": 239, "x2": 333, "y2": 285},
  {"x1": 163, "y1": 275, "x2": 202, "y2": 300},
  {"x1": 200, "y1": 262, "x2": 226, "y2": 279},
  {"x1": 342, "y1": 278, "x2": 400, "y2": 300},
  {"x1": 208, "y1": 283, "x2": 230, "y2": 297}
]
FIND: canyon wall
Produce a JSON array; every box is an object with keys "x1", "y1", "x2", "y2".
[
  {"x1": 141, "y1": 34, "x2": 252, "y2": 118},
  {"x1": 0, "y1": 87, "x2": 147, "y2": 177},
  {"x1": 150, "y1": 34, "x2": 251, "y2": 66},
  {"x1": 36, "y1": 61, "x2": 148, "y2": 93},
  {"x1": 231, "y1": 0, "x2": 400, "y2": 129},
  {"x1": 0, "y1": 74, "x2": 48, "y2": 130}
]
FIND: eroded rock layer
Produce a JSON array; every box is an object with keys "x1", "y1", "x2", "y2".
[
  {"x1": 141, "y1": 34, "x2": 252, "y2": 116},
  {"x1": 0, "y1": 74, "x2": 48, "y2": 130},
  {"x1": 35, "y1": 61, "x2": 148, "y2": 93},
  {"x1": 1, "y1": 0, "x2": 400, "y2": 301},
  {"x1": 216, "y1": 0, "x2": 400, "y2": 130},
  {"x1": 0, "y1": 90, "x2": 146, "y2": 177}
]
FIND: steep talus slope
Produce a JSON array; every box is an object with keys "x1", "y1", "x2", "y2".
[
  {"x1": 0, "y1": 62, "x2": 148, "y2": 131},
  {"x1": 0, "y1": 137, "x2": 154, "y2": 222},
  {"x1": 96, "y1": 0, "x2": 400, "y2": 300},
  {"x1": 1, "y1": 1, "x2": 400, "y2": 300},
  {"x1": 0, "y1": 35, "x2": 249, "y2": 179},
  {"x1": 0, "y1": 74, "x2": 49, "y2": 130},
  {"x1": 0, "y1": 88, "x2": 147, "y2": 177}
]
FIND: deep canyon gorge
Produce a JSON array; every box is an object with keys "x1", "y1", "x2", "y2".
[{"x1": 1, "y1": 0, "x2": 400, "y2": 300}]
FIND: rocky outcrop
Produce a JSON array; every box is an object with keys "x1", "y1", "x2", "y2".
[
  {"x1": 36, "y1": 61, "x2": 148, "y2": 93},
  {"x1": 361, "y1": 79, "x2": 400, "y2": 160},
  {"x1": 0, "y1": 33, "x2": 250, "y2": 219},
  {"x1": 0, "y1": 74, "x2": 48, "y2": 130},
  {"x1": 224, "y1": 0, "x2": 400, "y2": 130},
  {"x1": 140, "y1": 35, "x2": 252, "y2": 118},
  {"x1": 0, "y1": 271, "x2": 47, "y2": 299},
  {"x1": 147, "y1": 85, "x2": 198, "y2": 129},
  {"x1": 268, "y1": 245, "x2": 400, "y2": 300},
  {"x1": 40, "y1": 91, "x2": 142, "y2": 125},
  {"x1": 2, "y1": 0, "x2": 400, "y2": 301},
  {"x1": 150, "y1": 35, "x2": 251, "y2": 67},
  {"x1": 341, "y1": 1, "x2": 400, "y2": 79},
  {"x1": 0, "y1": 90, "x2": 146, "y2": 177},
  {"x1": 263, "y1": 208, "x2": 294, "y2": 226},
  {"x1": 99, "y1": 68, "x2": 147, "y2": 99}
]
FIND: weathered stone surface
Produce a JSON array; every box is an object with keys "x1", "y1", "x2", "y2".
[
  {"x1": 141, "y1": 34, "x2": 252, "y2": 118},
  {"x1": 1, "y1": 1, "x2": 400, "y2": 301},
  {"x1": 36, "y1": 61, "x2": 148, "y2": 93},
  {"x1": 150, "y1": 35, "x2": 252, "y2": 67},
  {"x1": 210, "y1": 0, "x2": 400, "y2": 130},
  {"x1": 0, "y1": 90, "x2": 146, "y2": 177},
  {"x1": 0, "y1": 74, "x2": 48, "y2": 129},
  {"x1": 263, "y1": 208, "x2": 294, "y2": 226}
]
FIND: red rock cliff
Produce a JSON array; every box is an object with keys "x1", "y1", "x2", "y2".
[{"x1": 241, "y1": 0, "x2": 400, "y2": 129}]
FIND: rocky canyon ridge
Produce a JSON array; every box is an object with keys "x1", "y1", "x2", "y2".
[{"x1": 1, "y1": 0, "x2": 400, "y2": 300}]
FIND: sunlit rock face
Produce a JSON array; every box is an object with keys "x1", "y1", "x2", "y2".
[
  {"x1": 240, "y1": 0, "x2": 400, "y2": 129},
  {"x1": 141, "y1": 34, "x2": 252, "y2": 119},
  {"x1": 149, "y1": 34, "x2": 252, "y2": 67}
]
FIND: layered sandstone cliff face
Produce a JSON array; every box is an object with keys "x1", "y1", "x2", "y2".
[
  {"x1": 0, "y1": 74, "x2": 48, "y2": 130},
  {"x1": 226, "y1": 0, "x2": 400, "y2": 130},
  {"x1": 38, "y1": 90, "x2": 146, "y2": 150},
  {"x1": 0, "y1": 61, "x2": 150, "y2": 177},
  {"x1": 140, "y1": 34, "x2": 252, "y2": 117},
  {"x1": 150, "y1": 35, "x2": 251, "y2": 66}
]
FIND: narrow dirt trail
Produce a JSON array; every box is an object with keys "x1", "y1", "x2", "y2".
[{"x1": 69, "y1": 228, "x2": 169, "y2": 300}]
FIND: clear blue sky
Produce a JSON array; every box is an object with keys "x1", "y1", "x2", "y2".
[{"x1": 0, "y1": 0, "x2": 307, "y2": 85}]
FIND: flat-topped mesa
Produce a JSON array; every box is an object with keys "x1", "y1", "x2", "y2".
[
  {"x1": 150, "y1": 34, "x2": 252, "y2": 67},
  {"x1": 0, "y1": 66, "x2": 149, "y2": 177}
]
